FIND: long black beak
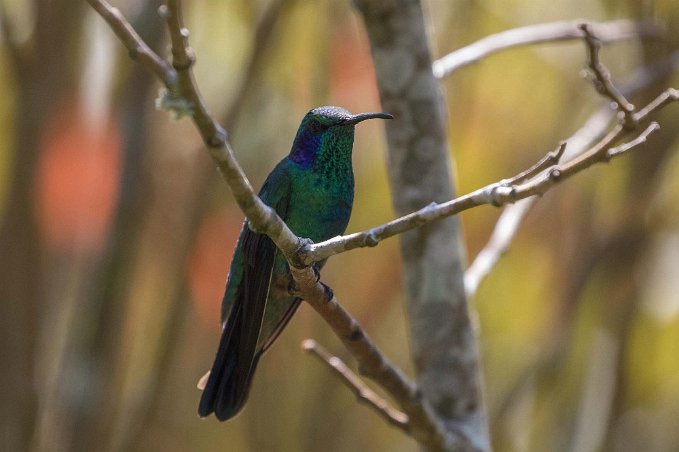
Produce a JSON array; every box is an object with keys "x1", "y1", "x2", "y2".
[{"x1": 343, "y1": 112, "x2": 393, "y2": 125}]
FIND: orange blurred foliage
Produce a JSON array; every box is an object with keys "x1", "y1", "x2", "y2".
[{"x1": 37, "y1": 102, "x2": 120, "y2": 252}]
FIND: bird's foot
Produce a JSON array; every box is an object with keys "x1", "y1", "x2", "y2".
[
  {"x1": 287, "y1": 278, "x2": 301, "y2": 297},
  {"x1": 320, "y1": 282, "x2": 334, "y2": 302},
  {"x1": 311, "y1": 267, "x2": 333, "y2": 301},
  {"x1": 287, "y1": 271, "x2": 332, "y2": 302}
]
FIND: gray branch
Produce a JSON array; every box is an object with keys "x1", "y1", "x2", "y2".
[{"x1": 432, "y1": 19, "x2": 661, "y2": 78}]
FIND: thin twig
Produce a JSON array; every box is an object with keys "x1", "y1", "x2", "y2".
[
  {"x1": 465, "y1": 53, "x2": 679, "y2": 297},
  {"x1": 502, "y1": 142, "x2": 567, "y2": 187},
  {"x1": 301, "y1": 339, "x2": 410, "y2": 430},
  {"x1": 633, "y1": 86, "x2": 679, "y2": 119},
  {"x1": 433, "y1": 19, "x2": 661, "y2": 78},
  {"x1": 579, "y1": 23, "x2": 637, "y2": 128},
  {"x1": 85, "y1": 0, "x2": 175, "y2": 86},
  {"x1": 89, "y1": 0, "x2": 300, "y2": 260},
  {"x1": 607, "y1": 121, "x2": 660, "y2": 158}
]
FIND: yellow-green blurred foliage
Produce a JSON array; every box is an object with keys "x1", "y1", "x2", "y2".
[{"x1": 1, "y1": 0, "x2": 678, "y2": 451}]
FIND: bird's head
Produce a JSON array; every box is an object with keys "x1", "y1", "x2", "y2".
[{"x1": 289, "y1": 106, "x2": 392, "y2": 168}]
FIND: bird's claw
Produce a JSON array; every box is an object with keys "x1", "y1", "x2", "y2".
[
  {"x1": 320, "y1": 282, "x2": 334, "y2": 302},
  {"x1": 287, "y1": 273, "x2": 332, "y2": 302},
  {"x1": 287, "y1": 278, "x2": 301, "y2": 297}
]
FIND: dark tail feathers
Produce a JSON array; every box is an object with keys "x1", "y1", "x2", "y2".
[{"x1": 198, "y1": 301, "x2": 262, "y2": 421}]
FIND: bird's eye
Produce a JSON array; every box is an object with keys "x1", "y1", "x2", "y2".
[{"x1": 308, "y1": 119, "x2": 324, "y2": 133}]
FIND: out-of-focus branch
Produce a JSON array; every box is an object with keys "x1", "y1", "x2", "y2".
[
  {"x1": 223, "y1": 0, "x2": 291, "y2": 128},
  {"x1": 464, "y1": 198, "x2": 535, "y2": 297},
  {"x1": 462, "y1": 143, "x2": 565, "y2": 296},
  {"x1": 301, "y1": 339, "x2": 409, "y2": 431},
  {"x1": 0, "y1": 3, "x2": 26, "y2": 76},
  {"x1": 570, "y1": 329, "x2": 620, "y2": 452},
  {"x1": 433, "y1": 19, "x2": 661, "y2": 78}
]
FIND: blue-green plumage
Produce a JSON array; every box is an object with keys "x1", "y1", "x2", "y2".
[{"x1": 198, "y1": 106, "x2": 392, "y2": 421}]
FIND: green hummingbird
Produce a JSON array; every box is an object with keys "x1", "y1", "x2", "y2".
[{"x1": 198, "y1": 106, "x2": 393, "y2": 421}]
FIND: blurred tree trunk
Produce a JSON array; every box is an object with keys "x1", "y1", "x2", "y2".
[
  {"x1": 355, "y1": 0, "x2": 489, "y2": 450},
  {"x1": 65, "y1": 5, "x2": 167, "y2": 450},
  {"x1": 0, "y1": 1, "x2": 84, "y2": 450}
]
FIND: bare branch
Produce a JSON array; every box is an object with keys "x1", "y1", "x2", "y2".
[
  {"x1": 579, "y1": 23, "x2": 637, "y2": 128},
  {"x1": 300, "y1": 88, "x2": 677, "y2": 266},
  {"x1": 301, "y1": 339, "x2": 409, "y2": 430},
  {"x1": 465, "y1": 62, "x2": 679, "y2": 298},
  {"x1": 633, "y1": 87, "x2": 679, "y2": 119},
  {"x1": 433, "y1": 19, "x2": 661, "y2": 78},
  {"x1": 607, "y1": 121, "x2": 660, "y2": 158}
]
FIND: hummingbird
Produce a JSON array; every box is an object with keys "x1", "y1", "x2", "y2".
[{"x1": 198, "y1": 106, "x2": 393, "y2": 421}]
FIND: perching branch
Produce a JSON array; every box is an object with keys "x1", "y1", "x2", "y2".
[
  {"x1": 298, "y1": 19, "x2": 677, "y2": 268},
  {"x1": 299, "y1": 86, "x2": 677, "y2": 266},
  {"x1": 432, "y1": 19, "x2": 661, "y2": 78},
  {"x1": 301, "y1": 339, "x2": 409, "y2": 431}
]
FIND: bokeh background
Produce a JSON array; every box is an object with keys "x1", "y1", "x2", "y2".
[{"x1": 1, "y1": 0, "x2": 679, "y2": 451}]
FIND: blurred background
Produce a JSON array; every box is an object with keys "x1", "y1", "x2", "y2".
[{"x1": 1, "y1": 0, "x2": 678, "y2": 451}]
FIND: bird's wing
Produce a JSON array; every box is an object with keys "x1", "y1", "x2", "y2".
[
  {"x1": 199, "y1": 162, "x2": 293, "y2": 420},
  {"x1": 222, "y1": 163, "x2": 293, "y2": 400}
]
